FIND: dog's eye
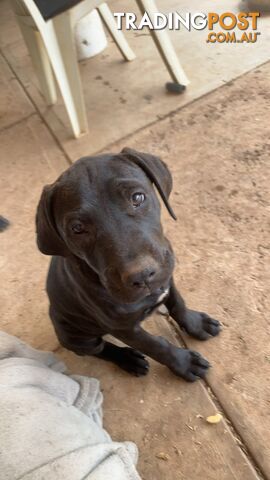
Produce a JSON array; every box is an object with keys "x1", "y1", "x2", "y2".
[
  {"x1": 132, "y1": 192, "x2": 145, "y2": 207},
  {"x1": 71, "y1": 222, "x2": 85, "y2": 234}
]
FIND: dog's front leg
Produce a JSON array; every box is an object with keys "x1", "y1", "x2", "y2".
[
  {"x1": 165, "y1": 278, "x2": 221, "y2": 340},
  {"x1": 114, "y1": 326, "x2": 210, "y2": 382}
]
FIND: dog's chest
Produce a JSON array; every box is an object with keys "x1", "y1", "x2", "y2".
[{"x1": 157, "y1": 288, "x2": 169, "y2": 303}]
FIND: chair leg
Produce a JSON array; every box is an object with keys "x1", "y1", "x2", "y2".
[
  {"x1": 52, "y1": 11, "x2": 88, "y2": 137},
  {"x1": 11, "y1": 2, "x2": 57, "y2": 105},
  {"x1": 19, "y1": 0, "x2": 88, "y2": 137},
  {"x1": 97, "y1": 3, "x2": 136, "y2": 61},
  {"x1": 135, "y1": 0, "x2": 189, "y2": 86}
]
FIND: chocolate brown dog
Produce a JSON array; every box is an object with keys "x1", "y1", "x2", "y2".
[{"x1": 36, "y1": 148, "x2": 220, "y2": 381}]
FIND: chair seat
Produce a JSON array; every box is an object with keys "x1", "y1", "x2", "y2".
[{"x1": 33, "y1": 0, "x2": 82, "y2": 20}]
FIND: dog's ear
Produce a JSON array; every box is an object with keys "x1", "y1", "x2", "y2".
[
  {"x1": 121, "y1": 147, "x2": 177, "y2": 220},
  {"x1": 36, "y1": 183, "x2": 69, "y2": 256}
]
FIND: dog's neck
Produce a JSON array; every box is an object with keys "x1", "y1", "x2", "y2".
[{"x1": 71, "y1": 255, "x2": 101, "y2": 281}]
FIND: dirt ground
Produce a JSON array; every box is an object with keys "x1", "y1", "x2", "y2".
[
  {"x1": 112, "y1": 63, "x2": 270, "y2": 477},
  {"x1": 1, "y1": 1, "x2": 270, "y2": 479}
]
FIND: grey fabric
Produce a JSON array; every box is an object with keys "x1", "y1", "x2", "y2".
[{"x1": 0, "y1": 331, "x2": 141, "y2": 480}]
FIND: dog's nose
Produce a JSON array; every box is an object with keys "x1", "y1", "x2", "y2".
[
  {"x1": 128, "y1": 268, "x2": 156, "y2": 288},
  {"x1": 121, "y1": 260, "x2": 158, "y2": 289}
]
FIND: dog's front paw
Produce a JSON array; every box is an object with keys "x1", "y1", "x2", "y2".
[
  {"x1": 182, "y1": 309, "x2": 221, "y2": 341},
  {"x1": 117, "y1": 347, "x2": 150, "y2": 376},
  {"x1": 170, "y1": 348, "x2": 210, "y2": 382}
]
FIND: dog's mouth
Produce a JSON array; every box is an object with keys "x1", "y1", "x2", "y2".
[
  {"x1": 97, "y1": 249, "x2": 174, "y2": 305},
  {"x1": 101, "y1": 277, "x2": 170, "y2": 305}
]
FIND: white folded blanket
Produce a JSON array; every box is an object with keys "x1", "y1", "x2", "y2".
[{"x1": 0, "y1": 331, "x2": 141, "y2": 480}]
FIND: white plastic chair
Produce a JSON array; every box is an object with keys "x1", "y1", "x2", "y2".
[{"x1": 12, "y1": 0, "x2": 189, "y2": 138}]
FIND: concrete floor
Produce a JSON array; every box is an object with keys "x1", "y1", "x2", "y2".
[{"x1": 1, "y1": 0, "x2": 270, "y2": 479}]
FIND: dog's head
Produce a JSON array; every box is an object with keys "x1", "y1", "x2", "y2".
[{"x1": 36, "y1": 148, "x2": 176, "y2": 304}]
